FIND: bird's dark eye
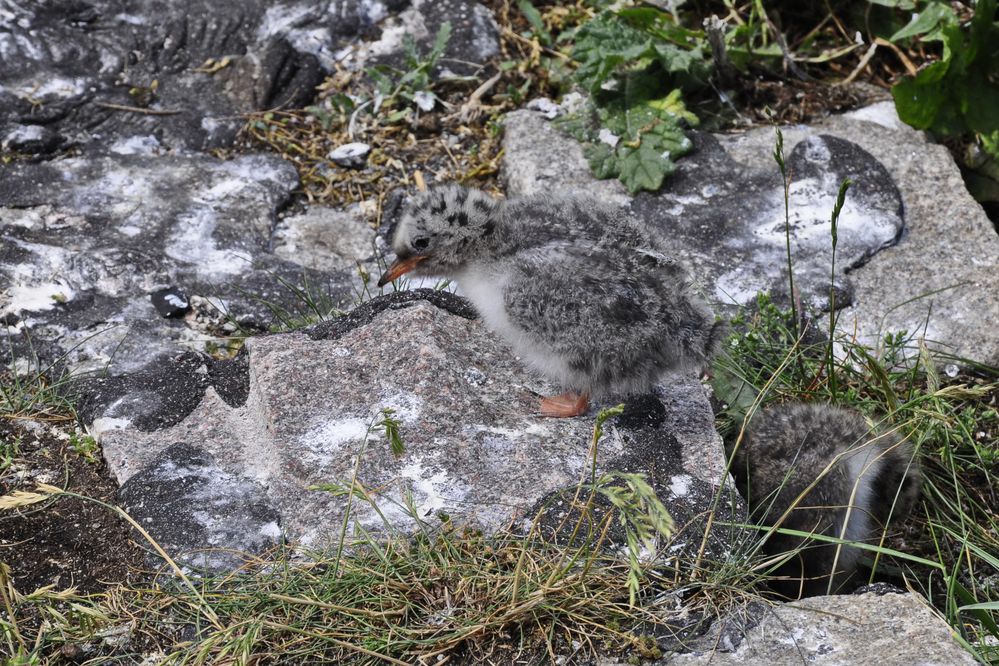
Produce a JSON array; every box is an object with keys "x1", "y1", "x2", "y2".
[{"x1": 412, "y1": 237, "x2": 430, "y2": 252}]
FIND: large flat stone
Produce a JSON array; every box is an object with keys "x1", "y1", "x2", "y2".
[
  {"x1": 0, "y1": 151, "x2": 364, "y2": 373},
  {"x1": 667, "y1": 591, "x2": 976, "y2": 665},
  {"x1": 94, "y1": 291, "x2": 730, "y2": 559},
  {"x1": 502, "y1": 102, "x2": 999, "y2": 367}
]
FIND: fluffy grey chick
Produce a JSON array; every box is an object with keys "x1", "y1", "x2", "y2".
[
  {"x1": 730, "y1": 402, "x2": 921, "y2": 598},
  {"x1": 377, "y1": 184, "x2": 722, "y2": 417}
]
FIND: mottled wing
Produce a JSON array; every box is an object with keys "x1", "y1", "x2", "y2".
[{"x1": 501, "y1": 247, "x2": 667, "y2": 388}]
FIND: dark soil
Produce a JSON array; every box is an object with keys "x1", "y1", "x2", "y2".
[
  {"x1": 739, "y1": 77, "x2": 891, "y2": 125},
  {"x1": 0, "y1": 418, "x2": 145, "y2": 595}
]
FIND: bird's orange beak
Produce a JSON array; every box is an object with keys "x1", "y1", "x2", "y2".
[{"x1": 377, "y1": 255, "x2": 427, "y2": 287}]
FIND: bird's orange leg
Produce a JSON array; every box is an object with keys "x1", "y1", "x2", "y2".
[{"x1": 539, "y1": 391, "x2": 590, "y2": 418}]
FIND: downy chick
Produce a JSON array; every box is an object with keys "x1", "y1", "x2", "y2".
[{"x1": 378, "y1": 184, "x2": 723, "y2": 417}]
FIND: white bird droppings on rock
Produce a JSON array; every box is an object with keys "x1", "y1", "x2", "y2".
[{"x1": 669, "y1": 474, "x2": 691, "y2": 497}]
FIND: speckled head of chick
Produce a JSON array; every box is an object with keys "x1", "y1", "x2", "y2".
[{"x1": 378, "y1": 185, "x2": 501, "y2": 285}]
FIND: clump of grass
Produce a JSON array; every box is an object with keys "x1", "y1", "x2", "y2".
[
  {"x1": 0, "y1": 335, "x2": 78, "y2": 423},
  {"x1": 711, "y1": 128, "x2": 998, "y2": 659}
]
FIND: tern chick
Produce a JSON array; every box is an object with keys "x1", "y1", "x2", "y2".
[
  {"x1": 730, "y1": 402, "x2": 921, "y2": 598},
  {"x1": 377, "y1": 184, "x2": 722, "y2": 417}
]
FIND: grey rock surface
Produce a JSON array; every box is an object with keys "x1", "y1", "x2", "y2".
[
  {"x1": 353, "y1": 0, "x2": 500, "y2": 78},
  {"x1": 502, "y1": 102, "x2": 999, "y2": 367},
  {"x1": 666, "y1": 591, "x2": 975, "y2": 665},
  {"x1": 0, "y1": 0, "x2": 401, "y2": 150},
  {"x1": 78, "y1": 349, "x2": 250, "y2": 431},
  {"x1": 273, "y1": 206, "x2": 377, "y2": 272},
  {"x1": 92, "y1": 291, "x2": 732, "y2": 557},
  {"x1": 0, "y1": 150, "x2": 365, "y2": 373},
  {"x1": 503, "y1": 109, "x2": 632, "y2": 208},
  {"x1": 118, "y1": 441, "x2": 282, "y2": 571},
  {"x1": 722, "y1": 103, "x2": 999, "y2": 364},
  {"x1": 1, "y1": 0, "x2": 505, "y2": 378}
]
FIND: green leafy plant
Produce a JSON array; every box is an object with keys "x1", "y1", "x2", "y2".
[
  {"x1": 569, "y1": 9, "x2": 708, "y2": 95},
  {"x1": 68, "y1": 431, "x2": 99, "y2": 464},
  {"x1": 556, "y1": 8, "x2": 709, "y2": 193},
  {"x1": 369, "y1": 21, "x2": 454, "y2": 121},
  {"x1": 558, "y1": 88, "x2": 698, "y2": 192},
  {"x1": 889, "y1": 0, "x2": 999, "y2": 155},
  {"x1": 375, "y1": 407, "x2": 405, "y2": 457}
]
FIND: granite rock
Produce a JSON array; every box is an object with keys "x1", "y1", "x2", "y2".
[
  {"x1": 118, "y1": 441, "x2": 282, "y2": 571},
  {"x1": 0, "y1": 150, "x2": 364, "y2": 373},
  {"x1": 91, "y1": 291, "x2": 733, "y2": 562},
  {"x1": 273, "y1": 206, "x2": 378, "y2": 272},
  {"x1": 502, "y1": 102, "x2": 999, "y2": 367},
  {"x1": 665, "y1": 591, "x2": 976, "y2": 665}
]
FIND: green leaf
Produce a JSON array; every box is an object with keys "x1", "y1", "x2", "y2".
[
  {"x1": 967, "y1": 0, "x2": 997, "y2": 63},
  {"x1": 866, "y1": 0, "x2": 915, "y2": 9},
  {"x1": 559, "y1": 87, "x2": 694, "y2": 192},
  {"x1": 647, "y1": 88, "x2": 699, "y2": 126},
  {"x1": 889, "y1": 2, "x2": 956, "y2": 41},
  {"x1": 517, "y1": 0, "x2": 552, "y2": 45},
  {"x1": 980, "y1": 130, "x2": 999, "y2": 161},
  {"x1": 429, "y1": 21, "x2": 453, "y2": 66},
  {"x1": 617, "y1": 6, "x2": 702, "y2": 47},
  {"x1": 652, "y1": 41, "x2": 710, "y2": 83},
  {"x1": 963, "y1": 67, "x2": 999, "y2": 134},
  {"x1": 615, "y1": 6, "x2": 666, "y2": 29},
  {"x1": 891, "y1": 61, "x2": 950, "y2": 129},
  {"x1": 618, "y1": 142, "x2": 671, "y2": 193},
  {"x1": 583, "y1": 142, "x2": 619, "y2": 179},
  {"x1": 571, "y1": 12, "x2": 655, "y2": 92}
]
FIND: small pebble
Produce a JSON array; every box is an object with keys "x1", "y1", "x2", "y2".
[
  {"x1": 328, "y1": 142, "x2": 371, "y2": 169},
  {"x1": 150, "y1": 288, "x2": 190, "y2": 318},
  {"x1": 526, "y1": 97, "x2": 562, "y2": 120},
  {"x1": 414, "y1": 90, "x2": 436, "y2": 112}
]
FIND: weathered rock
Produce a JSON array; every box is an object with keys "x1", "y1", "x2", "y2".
[
  {"x1": 663, "y1": 591, "x2": 975, "y2": 664},
  {"x1": 0, "y1": 0, "x2": 410, "y2": 150},
  {"x1": 118, "y1": 441, "x2": 282, "y2": 571},
  {"x1": 2, "y1": 124, "x2": 63, "y2": 154},
  {"x1": 721, "y1": 102, "x2": 999, "y2": 365},
  {"x1": 0, "y1": 0, "x2": 508, "y2": 375},
  {"x1": 503, "y1": 108, "x2": 632, "y2": 208},
  {"x1": 0, "y1": 150, "x2": 366, "y2": 372},
  {"x1": 78, "y1": 350, "x2": 249, "y2": 432},
  {"x1": 91, "y1": 291, "x2": 731, "y2": 562},
  {"x1": 502, "y1": 102, "x2": 999, "y2": 367},
  {"x1": 353, "y1": 0, "x2": 500, "y2": 78},
  {"x1": 273, "y1": 206, "x2": 377, "y2": 272}
]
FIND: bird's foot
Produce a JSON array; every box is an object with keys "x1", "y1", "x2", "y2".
[{"x1": 539, "y1": 392, "x2": 590, "y2": 418}]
